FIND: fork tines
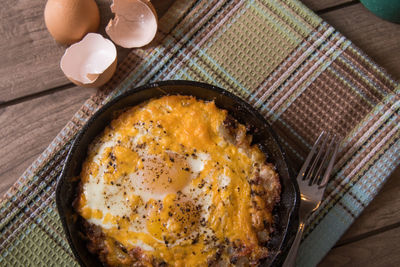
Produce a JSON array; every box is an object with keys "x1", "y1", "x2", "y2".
[{"x1": 300, "y1": 131, "x2": 340, "y2": 187}]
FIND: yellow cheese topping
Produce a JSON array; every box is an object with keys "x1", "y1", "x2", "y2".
[{"x1": 77, "y1": 95, "x2": 274, "y2": 266}]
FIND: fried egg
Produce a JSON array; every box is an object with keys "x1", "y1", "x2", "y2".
[{"x1": 76, "y1": 95, "x2": 281, "y2": 266}]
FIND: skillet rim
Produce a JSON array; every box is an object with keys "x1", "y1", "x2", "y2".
[{"x1": 56, "y1": 80, "x2": 299, "y2": 267}]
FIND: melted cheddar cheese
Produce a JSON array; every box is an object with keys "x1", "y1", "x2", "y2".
[{"x1": 76, "y1": 95, "x2": 280, "y2": 266}]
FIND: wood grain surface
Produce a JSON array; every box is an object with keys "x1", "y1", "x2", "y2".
[
  {"x1": 319, "y1": 226, "x2": 400, "y2": 267},
  {"x1": 0, "y1": 0, "x2": 68, "y2": 102},
  {"x1": 0, "y1": 0, "x2": 172, "y2": 103},
  {"x1": 0, "y1": 0, "x2": 399, "y2": 266},
  {"x1": 0, "y1": 0, "x2": 115, "y2": 102},
  {"x1": 0, "y1": 0, "x2": 175, "y2": 195},
  {"x1": 301, "y1": 0, "x2": 355, "y2": 12},
  {"x1": 0, "y1": 86, "x2": 95, "y2": 194}
]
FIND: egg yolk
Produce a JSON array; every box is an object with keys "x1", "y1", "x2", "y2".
[
  {"x1": 146, "y1": 195, "x2": 200, "y2": 242},
  {"x1": 139, "y1": 152, "x2": 191, "y2": 195}
]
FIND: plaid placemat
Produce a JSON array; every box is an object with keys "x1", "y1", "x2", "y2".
[{"x1": 1, "y1": 0, "x2": 399, "y2": 266}]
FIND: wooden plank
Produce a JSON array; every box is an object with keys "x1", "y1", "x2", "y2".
[
  {"x1": 321, "y1": 3, "x2": 400, "y2": 79},
  {"x1": 0, "y1": 86, "x2": 96, "y2": 195},
  {"x1": 318, "y1": 226, "x2": 400, "y2": 267},
  {"x1": 0, "y1": 0, "x2": 174, "y2": 103},
  {"x1": 301, "y1": 0, "x2": 354, "y2": 12},
  {"x1": 337, "y1": 167, "x2": 400, "y2": 244},
  {"x1": 0, "y1": 0, "x2": 175, "y2": 193},
  {"x1": 0, "y1": 0, "x2": 68, "y2": 102}
]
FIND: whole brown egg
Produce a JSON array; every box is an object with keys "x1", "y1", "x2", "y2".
[{"x1": 44, "y1": 0, "x2": 100, "y2": 45}]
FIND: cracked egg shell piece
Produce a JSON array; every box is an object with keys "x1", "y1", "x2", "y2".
[
  {"x1": 106, "y1": 0, "x2": 158, "y2": 48},
  {"x1": 60, "y1": 33, "x2": 117, "y2": 88}
]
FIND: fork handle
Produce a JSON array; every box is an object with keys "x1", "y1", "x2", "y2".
[{"x1": 282, "y1": 222, "x2": 305, "y2": 267}]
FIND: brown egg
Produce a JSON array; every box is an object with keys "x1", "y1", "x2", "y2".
[{"x1": 44, "y1": 0, "x2": 100, "y2": 45}]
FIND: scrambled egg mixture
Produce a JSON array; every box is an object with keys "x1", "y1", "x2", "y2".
[{"x1": 76, "y1": 95, "x2": 280, "y2": 266}]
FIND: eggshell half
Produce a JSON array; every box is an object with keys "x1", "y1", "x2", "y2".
[
  {"x1": 106, "y1": 0, "x2": 158, "y2": 48},
  {"x1": 60, "y1": 33, "x2": 117, "y2": 88}
]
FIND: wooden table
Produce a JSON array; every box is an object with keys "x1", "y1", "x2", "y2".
[{"x1": 0, "y1": 0, "x2": 399, "y2": 265}]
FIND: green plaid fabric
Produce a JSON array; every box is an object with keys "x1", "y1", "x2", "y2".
[{"x1": 1, "y1": 0, "x2": 399, "y2": 266}]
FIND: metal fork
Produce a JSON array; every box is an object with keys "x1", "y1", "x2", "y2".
[{"x1": 282, "y1": 131, "x2": 340, "y2": 267}]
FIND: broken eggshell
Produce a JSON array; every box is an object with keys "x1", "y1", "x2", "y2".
[
  {"x1": 60, "y1": 33, "x2": 117, "y2": 88},
  {"x1": 106, "y1": 0, "x2": 158, "y2": 48}
]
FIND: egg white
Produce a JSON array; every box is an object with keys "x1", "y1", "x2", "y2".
[{"x1": 82, "y1": 131, "x2": 219, "y2": 246}]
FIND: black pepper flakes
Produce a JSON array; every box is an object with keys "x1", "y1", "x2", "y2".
[{"x1": 198, "y1": 181, "x2": 205, "y2": 189}]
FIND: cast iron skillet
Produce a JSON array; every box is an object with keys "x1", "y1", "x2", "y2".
[{"x1": 56, "y1": 80, "x2": 299, "y2": 267}]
